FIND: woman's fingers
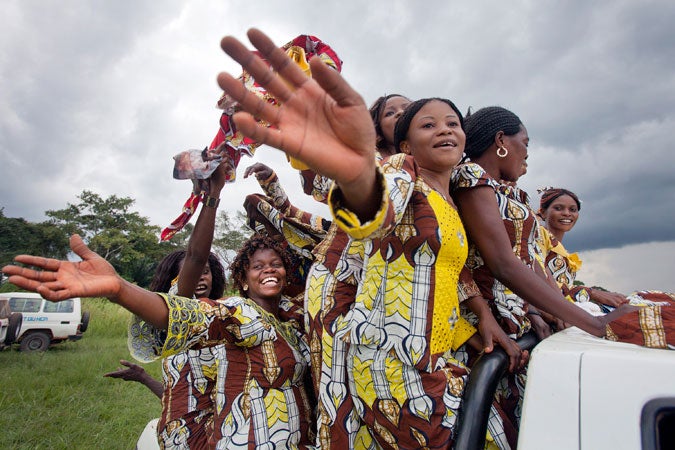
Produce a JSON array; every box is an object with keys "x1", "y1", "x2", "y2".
[
  {"x1": 246, "y1": 28, "x2": 311, "y2": 99},
  {"x1": 309, "y1": 57, "x2": 362, "y2": 109},
  {"x1": 4, "y1": 262, "x2": 57, "y2": 283},
  {"x1": 6, "y1": 275, "x2": 42, "y2": 292},
  {"x1": 69, "y1": 234, "x2": 98, "y2": 261},
  {"x1": 219, "y1": 31, "x2": 303, "y2": 108},
  {"x1": 231, "y1": 110, "x2": 290, "y2": 154},
  {"x1": 12, "y1": 255, "x2": 61, "y2": 272}
]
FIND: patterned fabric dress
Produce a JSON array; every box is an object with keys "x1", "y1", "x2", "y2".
[
  {"x1": 149, "y1": 296, "x2": 219, "y2": 449},
  {"x1": 538, "y1": 226, "x2": 675, "y2": 349},
  {"x1": 243, "y1": 169, "x2": 331, "y2": 298},
  {"x1": 129, "y1": 294, "x2": 314, "y2": 449},
  {"x1": 538, "y1": 226, "x2": 592, "y2": 303},
  {"x1": 451, "y1": 162, "x2": 540, "y2": 339},
  {"x1": 451, "y1": 162, "x2": 543, "y2": 434},
  {"x1": 322, "y1": 153, "x2": 511, "y2": 450},
  {"x1": 156, "y1": 346, "x2": 218, "y2": 448}
]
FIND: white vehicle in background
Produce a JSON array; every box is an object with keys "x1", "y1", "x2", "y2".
[{"x1": 0, "y1": 292, "x2": 90, "y2": 352}]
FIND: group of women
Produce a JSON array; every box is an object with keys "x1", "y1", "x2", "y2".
[{"x1": 4, "y1": 28, "x2": 674, "y2": 450}]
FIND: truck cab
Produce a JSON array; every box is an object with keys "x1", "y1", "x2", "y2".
[{"x1": 1, "y1": 292, "x2": 89, "y2": 352}]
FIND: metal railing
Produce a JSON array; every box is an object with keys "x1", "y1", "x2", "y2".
[{"x1": 454, "y1": 331, "x2": 540, "y2": 450}]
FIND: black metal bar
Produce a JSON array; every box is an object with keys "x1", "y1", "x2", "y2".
[{"x1": 454, "y1": 331, "x2": 539, "y2": 450}]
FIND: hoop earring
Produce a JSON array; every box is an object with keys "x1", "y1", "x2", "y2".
[
  {"x1": 496, "y1": 146, "x2": 509, "y2": 158},
  {"x1": 242, "y1": 283, "x2": 248, "y2": 291}
]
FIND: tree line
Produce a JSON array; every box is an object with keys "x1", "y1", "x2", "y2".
[{"x1": 1, "y1": 190, "x2": 250, "y2": 289}]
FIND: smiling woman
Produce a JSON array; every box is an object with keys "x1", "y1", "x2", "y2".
[
  {"x1": 537, "y1": 187, "x2": 675, "y2": 311},
  {"x1": 128, "y1": 234, "x2": 314, "y2": 448},
  {"x1": 2, "y1": 232, "x2": 315, "y2": 449}
]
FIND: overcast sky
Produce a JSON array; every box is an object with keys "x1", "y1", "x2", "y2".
[{"x1": 1, "y1": 0, "x2": 673, "y2": 294}]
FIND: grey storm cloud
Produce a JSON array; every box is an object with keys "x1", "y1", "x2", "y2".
[{"x1": 1, "y1": 0, "x2": 674, "y2": 290}]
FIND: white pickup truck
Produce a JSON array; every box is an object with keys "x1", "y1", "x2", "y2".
[
  {"x1": 456, "y1": 328, "x2": 675, "y2": 450},
  {"x1": 0, "y1": 292, "x2": 89, "y2": 352}
]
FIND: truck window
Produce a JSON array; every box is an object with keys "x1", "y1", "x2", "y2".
[
  {"x1": 43, "y1": 299, "x2": 74, "y2": 313},
  {"x1": 9, "y1": 297, "x2": 42, "y2": 313}
]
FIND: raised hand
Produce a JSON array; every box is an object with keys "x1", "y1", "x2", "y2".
[
  {"x1": 2, "y1": 234, "x2": 123, "y2": 301},
  {"x1": 207, "y1": 142, "x2": 233, "y2": 195},
  {"x1": 244, "y1": 162, "x2": 274, "y2": 181},
  {"x1": 217, "y1": 29, "x2": 380, "y2": 219},
  {"x1": 3, "y1": 235, "x2": 170, "y2": 329}
]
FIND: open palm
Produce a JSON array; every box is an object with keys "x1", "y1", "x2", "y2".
[
  {"x1": 217, "y1": 29, "x2": 377, "y2": 188},
  {"x1": 4, "y1": 235, "x2": 122, "y2": 301}
]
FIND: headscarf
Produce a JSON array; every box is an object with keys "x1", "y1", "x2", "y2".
[
  {"x1": 160, "y1": 35, "x2": 342, "y2": 241},
  {"x1": 537, "y1": 186, "x2": 581, "y2": 213}
]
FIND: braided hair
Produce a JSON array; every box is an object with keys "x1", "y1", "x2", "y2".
[
  {"x1": 369, "y1": 94, "x2": 408, "y2": 151},
  {"x1": 463, "y1": 106, "x2": 522, "y2": 159},
  {"x1": 539, "y1": 187, "x2": 581, "y2": 212},
  {"x1": 393, "y1": 98, "x2": 464, "y2": 152},
  {"x1": 149, "y1": 250, "x2": 226, "y2": 299},
  {"x1": 229, "y1": 234, "x2": 292, "y2": 297}
]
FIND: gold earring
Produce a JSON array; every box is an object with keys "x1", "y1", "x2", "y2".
[
  {"x1": 496, "y1": 146, "x2": 509, "y2": 158},
  {"x1": 243, "y1": 283, "x2": 248, "y2": 291}
]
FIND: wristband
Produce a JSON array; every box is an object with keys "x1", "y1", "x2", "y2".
[
  {"x1": 202, "y1": 195, "x2": 220, "y2": 208},
  {"x1": 527, "y1": 311, "x2": 541, "y2": 317}
]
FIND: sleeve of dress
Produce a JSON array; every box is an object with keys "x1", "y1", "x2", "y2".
[
  {"x1": 297, "y1": 168, "x2": 334, "y2": 204},
  {"x1": 451, "y1": 162, "x2": 495, "y2": 192},
  {"x1": 328, "y1": 153, "x2": 416, "y2": 240},
  {"x1": 256, "y1": 170, "x2": 292, "y2": 212},
  {"x1": 258, "y1": 170, "x2": 332, "y2": 235},
  {"x1": 457, "y1": 266, "x2": 482, "y2": 303},
  {"x1": 128, "y1": 294, "x2": 273, "y2": 363}
]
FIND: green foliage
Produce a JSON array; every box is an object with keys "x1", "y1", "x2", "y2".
[
  {"x1": 0, "y1": 282, "x2": 21, "y2": 293},
  {"x1": 1, "y1": 190, "x2": 253, "y2": 290},
  {"x1": 43, "y1": 190, "x2": 183, "y2": 287},
  {"x1": 0, "y1": 208, "x2": 69, "y2": 267},
  {"x1": 213, "y1": 210, "x2": 252, "y2": 269},
  {"x1": 0, "y1": 298, "x2": 162, "y2": 449}
]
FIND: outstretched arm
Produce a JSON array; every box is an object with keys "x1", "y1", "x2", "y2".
[
  {"x1": 2, "y1": 235, "x2": 169, "y2": 329},
  {"x1": 217, "y1": 29, "x2": 380, "y2": 221},
  {"x1": 104, "y1": 359, "x2": 164, "y2": 398}
]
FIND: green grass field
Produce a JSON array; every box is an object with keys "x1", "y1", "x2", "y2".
[{"x1": 0, "y1": 298, "x2": 162, "y2": 449}]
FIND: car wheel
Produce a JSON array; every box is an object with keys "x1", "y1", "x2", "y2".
[
  {"x1": 5, "y1": 313, "x2": 23, "y2": 345},
  {"x1": 79, "y1": 311, "x2": 90, "y2": 333},
  {"x1": 20, "y1": 331, "x2": 51, "y2": 352}
]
